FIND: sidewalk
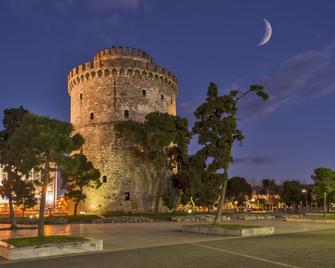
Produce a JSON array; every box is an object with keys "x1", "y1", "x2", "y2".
[{"x1": 0, "y1": 219, "x2": 335, "y2": 252}]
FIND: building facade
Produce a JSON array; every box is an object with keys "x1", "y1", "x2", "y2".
[
  {"x1": 68, "y1": 46, "x2": 178, "y2": 213},
  {"x1": 0, "y1": 165, "x2": 58, "y2": 213}
]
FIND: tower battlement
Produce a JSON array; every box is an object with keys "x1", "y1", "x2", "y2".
[
  {"x1": 94, "y1": 46, "x2": 154, "y2": 63},
  {"x1": 68, "y1": 46, "x2": 178, "y2": 95}
]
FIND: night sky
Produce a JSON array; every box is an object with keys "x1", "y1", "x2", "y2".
[{"x1": 1, "y1": 0, "x2": 335, "y2": 184}]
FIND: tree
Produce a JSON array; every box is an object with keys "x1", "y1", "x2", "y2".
[
  {"x1": 163, "y1": 116, "x2": 193, "y2": 210},
  {"x1": 311, "y1": 167, "x2": 335, "y2": 216},
  {"x1": 7, "y1": 113, "x2": 83, "y2": 237},
  {"x1": 169, "y1": 154, "x2": 222, "y2": 212},
  {"x1": 116, "y1": 112, "x2": 191, "y2": 212},
  {"x1": 192, "y1": 82, "x2": 268, "y2": 223},
  {"x1": 0, "y1": 106, "x2": 29, "y2": 229},
  {"x1": 261, "y1": 179, "x2": 278, "y2": 195},
  {"x1": 300, "y1": 184, "x2": 312, "y2": 208},
  {"x1": 60, "y1": 154, "x2": 101, "y2": 216},
  {"x1": 195, "y1": 173, "x2": 221, "y2": 212},
  {"x1": 14, "y1": 179, "x2": 37, "y2": 217},
  {"x1": 261, "y1": 179, "x2": 280, "y2": 209},
  {"x1": 282, "y1": 180, "x2": 303, "y2": 211},
  {"x1": 163, "y1": 153, "x2": 213, "y2": 212},
  {"x1": 226, "y1": 177, "x2": 252, "y2": 206}
]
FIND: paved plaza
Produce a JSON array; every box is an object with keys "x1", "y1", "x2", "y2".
[{"x1": 0, "y1": 219, "x2": 335, "y2": 267}]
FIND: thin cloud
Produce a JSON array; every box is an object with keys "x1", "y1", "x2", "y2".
[
  {"x1": 181, "y1": 41, "x2": 335, "y2": 122},
  {"x1": 240, "y1": 42, "x2": 335, "y2": 117},
  {"x1": 6, "y1": 0, "x2": 144, "y2": 14},
  {"x1": 234, "y1": 155, "x2": 274, "y2": 165},
  {"x1": 83, "y1": 0, "x2": 140, "y2": 12},
  {"x1": 7, "y1": 0, "x2": 40, "y2": 12},
  {"x1": 178, "y1": 102, "x2": 196, "y2": 118}
]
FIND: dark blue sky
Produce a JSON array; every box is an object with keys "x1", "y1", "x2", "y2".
[{"x1": 1, "y1": 0, "x2": 335, "y2": 184}]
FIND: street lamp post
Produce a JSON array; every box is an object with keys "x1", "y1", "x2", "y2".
[{"x1": 302, "y1": 189, "x2": 307, "y2": 208}]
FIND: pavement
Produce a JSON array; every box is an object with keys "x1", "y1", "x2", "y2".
[{"x1": 0, "y1": 219, "x2": 335, "y2": 267}]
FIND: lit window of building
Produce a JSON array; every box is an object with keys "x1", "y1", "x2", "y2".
[{"x1": 0, "y1": 165, "x2": 58, "y2": 211}]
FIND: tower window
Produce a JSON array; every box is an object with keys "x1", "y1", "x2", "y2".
[
  {"x1": 80, "y1": 93, "x2": 83, "y2": 100},
  {"x1": 142, "y1": 89, "x2": 146, "y2": 96},
  {"x1": 161, "y1": 94, "x2": 164, "y2": 100},
  {"x1": 124, "y1": 110, "x2": 129, "y2": 119},
  {"x1": 90, "y1": 113, "x2": 94, "y2": 120},
  {"x1": 125, "y1": 192, "x2": 130, "y2": 201},
  {"x1": 102, "y1": 176, "x2": 107, "y2": 183},
  {"x1": 171, "y1": 99, "x2": 173, "y2": 104}
]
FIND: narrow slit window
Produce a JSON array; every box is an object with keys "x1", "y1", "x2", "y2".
[
  {"x1": 142, "y1": 89, "x2": 146, "y2": 96},
  {"x1": 80, "y1": 93, "x2": 83, "y2": 100},
  {"x1": 125, "y1": 192, "x2": 130, "y2": 201},
  {"x1": 90, "y1": 113, "x2": 94, "y2": 120},
  {"x1": 102, "y1": 176, "x2": 107, "y2": 183},
  {"x1": 161, "y1": 94, "x2": 164, "y2": 100},
  {"x1": 124, "y1": 110, "x2": 129, "y2": 119}
]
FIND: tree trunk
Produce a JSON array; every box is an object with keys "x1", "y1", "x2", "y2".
[
  {"x1": 8, "y1": 196, "x2": 17, "y2": 230},
  {"x1": 214, "y1": 171, "x2": 228, "y2": 224},
  {"x1": 74, "y1": 200, "x2": 79, "y2": 216},
  {"x1": 38, "y1": 162, "x2": 49, "y2": 238},
  {"x1": 323, "y1": 191, "x2": 327, "y2": 217},
  {"x1": 154, "y1": 168, "x2": 166, "y2": 213},
  {"x1": 190, "y1": 196, "x2": 196, "y2": 212},
  {"x1": 154, "y1": 177, "x2": 162, "y2": 213}
]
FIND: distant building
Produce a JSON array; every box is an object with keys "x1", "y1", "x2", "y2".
[{"x1": 0, "y1": 165, "x2": 57, "y2": 212}]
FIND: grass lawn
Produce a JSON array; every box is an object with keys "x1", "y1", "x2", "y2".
[
  {"x1": 305, "y1": 214, "x2": 335, "y2": 220},
  {"x1": 0, "y1": 215, "x2": 101, "y2": 224},
  {"x1": 0, "y1": 212, "x2": 228, "y2": 224},
  {"x1": 66, "y1": 215, "x2": 101, "y2": 223},
  {"x1": 199, "y1": 223, "x2": 261, "y2": 229},
  {"x1": 102, "y1": 212, "x2": 172, "y2": 221},
  {"x1": 102, "y1": 212, "x2": 217, "y2": 221},
  {"x1": 3, "y1": 235, "x2": 89, "y2": 247}
]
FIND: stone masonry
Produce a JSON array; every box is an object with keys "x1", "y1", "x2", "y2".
[{"x1": 68, "y1": 46, "x2": 178, "y2": 213}]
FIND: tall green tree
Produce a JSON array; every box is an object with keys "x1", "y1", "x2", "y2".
[
  {"x1": 164, "y1": 143, "x2": 196, "y2": 210},
  {"x1": 14, "y1": 179, "x2": 37, "y2": 217},
  {"x1": 165, "y1": 154, "x2": 217, "y2": 212},
  {"x1": 168, "y1": 118, "x2": 193, "y2": 205},
  {"x1": 193, "y1": 82, "x2": 268, "y2": 223},
  {"x1": 60, "y1": 154, "x2": 101, "y2": 216},
  {"x1": 8, "y1": 113, "x2": 83, "y2": 237},
  {"x1": 311, "y1": 167, "x2": 335, "y2": 216},
  {"x1": 282, "y1": 180, "x2": 303, "y2": 211},
  {"x1": 195, "y1": 173, "x2": 221, "y2": 212},
  {"x1": 0, "y1": 106, "x2": 29, "y2": 229},
  {"x1": 171, "y1": 154, "x2": 222, "y2": 212},
  {"x1": 226, "y1": 177, "x2": 252, "y2": 206},
  {"x1": 116, "y1": 112, "x2": 191, "y2": 212},
  {"x1": 261, "y1": 179, "x2": 278, "y2": 195}
]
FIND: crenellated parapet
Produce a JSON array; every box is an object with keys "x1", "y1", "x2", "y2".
[
  {"x1": 93, "y1": 46, "x2": 154, "y2": 63},
  {"x1": 67, "y1": 46, "x2": 178, "y2": 95}
]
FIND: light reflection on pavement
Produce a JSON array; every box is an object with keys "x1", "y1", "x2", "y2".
[{"x1": 0, "y1": 220, "x2": 334, "y2": 252}]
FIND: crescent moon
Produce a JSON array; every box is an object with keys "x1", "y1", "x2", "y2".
[{"x1": 257, "y1": 18, "x2": 272, "y2": 46}]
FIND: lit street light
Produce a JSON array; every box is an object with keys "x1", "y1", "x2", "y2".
[{"x1": 302, "y1": 189, "x2": 308, "y2": 207}]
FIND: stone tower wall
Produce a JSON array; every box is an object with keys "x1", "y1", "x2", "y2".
[{"x1": 68, "y1": 46, "x2": 178, "y2": 213}]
